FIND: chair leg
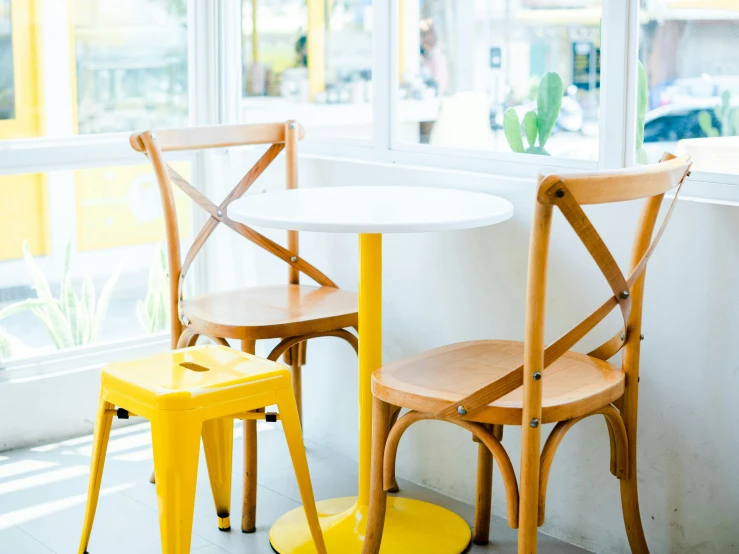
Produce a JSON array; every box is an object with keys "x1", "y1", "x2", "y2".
[
  {"x1": 151, "y1": 408, "x2": 203, "y2": 554},
  {"x1": 518, "y1": 422, "x2": 541, "y2": 554},
  {"x1": 202, "y1": 417, "x2": 234, "y2": 531},
  {"x1": 149, "y1": 329, "x2": 202, "y2": 488},
  {"x1": 620, "y1": 405, "x2": 649, "y2": 552},
  {"x1": 473, "y1": 424, "x2": 503, "y2": 546},
  {"x1": 275, "y1": 386, "x2": 327, "y2": 554},
  {"x1": 290, "y1": 358, "x2": 303, "y2": 422},
  {"x1": 241, "y1": 339, "x2": 259, "y2": 533},
  {"x1": 362, "y1": 397, "x2": 392, "y2": 554},
  {"x1": 77, "y1": 395, "x2": 114, "y2": 554},
  {"x1": 382, "y1": 406, "x2": 402, "y2": 493}
]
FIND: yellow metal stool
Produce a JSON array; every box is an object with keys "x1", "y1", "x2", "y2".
[{"x1": 76, "y1": 345, "x2": 327, "y2": 554}]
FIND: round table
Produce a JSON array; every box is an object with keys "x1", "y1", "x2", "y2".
[{"x1": 229, "y1": 186, "x2": 514, "y2": 554}]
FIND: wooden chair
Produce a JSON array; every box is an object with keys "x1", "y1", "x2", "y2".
[
  {"x1": 130, "y1": 122, "x2": 358, "y2": 533},
  {"x1": 362, "y1": 154, "x2": 692, "y2": 554}
]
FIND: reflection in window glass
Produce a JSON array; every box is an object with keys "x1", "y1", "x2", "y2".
[
  {"x1": 0, "y1": 163, "x2": 192, "y2": 363},
  {"x1": 639, "y1": 1, "x2": 739, "y2": 174},
  {"x1": 73, "y1": 0, "x2": 189, "y2": 134},
  {"x1": 398, "y1": 0, "x2": 602, "y2": 161},
  {"x1": 241, "y1": 0, "x2": 373, "y2": 139},
  {"x1": 0, "y1": 0, "x2": 15, "y2": 121}
]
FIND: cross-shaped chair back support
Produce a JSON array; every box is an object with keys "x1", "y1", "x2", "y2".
[
  {"x1": 130, "y1": 122, "x2": 337, "y2": 346},
  {"x1": 437, "y1": 154, "x2": 693, "y2": 420}
]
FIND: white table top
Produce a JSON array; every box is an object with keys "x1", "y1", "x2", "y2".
[{"x1": 228, "y1": 186, "x2": 514, "y2": 234}]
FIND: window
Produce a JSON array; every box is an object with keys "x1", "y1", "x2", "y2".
[
  {"x1": 0, "y1": 163, "x2": 191, "y2": 364},
  {"x1": 73, "y1": 0, "x2": 189, "y2": 134},
  {"x1": 2, "y1": 1, "x2": 739, "y2": 372},
  {"x1": 639, "y1": 0, "x2": 739, "y2": 174},
  {"x1": 0, "y1": 0, "x2": 14, "y2": 121},
  {"x1": 241, "y1": 0, "x2": 374, "y2": 140},
  {"x1": 0, "y1": 0, "x2": 189, "y2": 141},
  {"x1": 396, "y1": 0, "x2": 602, "y2": 161}
]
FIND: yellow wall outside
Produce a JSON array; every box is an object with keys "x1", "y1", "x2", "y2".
[
  {"x1": 0, "y1": 0, "x2": 48, "y2": 261},
  {"x1": 75, "y1": 163, "x2": 192, "y2": 252}
]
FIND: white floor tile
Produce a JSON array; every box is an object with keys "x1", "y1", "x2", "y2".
[{"x1": 0, "y1": 425, "x2": 590, "y2": 553}]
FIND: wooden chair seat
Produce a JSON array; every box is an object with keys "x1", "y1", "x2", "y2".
[
  {"x1": 372, "y1": 340, "x2": 624, "y2": 426},
  {"x1": 182, "y1": 284, "x2": 358, "y2": 341}
]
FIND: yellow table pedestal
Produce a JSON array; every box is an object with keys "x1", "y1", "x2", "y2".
[{"x1": 270, "y1": 496, "x2": 471, "y2": 554}]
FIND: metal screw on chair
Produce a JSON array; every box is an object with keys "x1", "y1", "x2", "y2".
[
  {"x1": 620, "y1": 333, "x2": 625, "y2": 341},
  {"x1": 181, "y1": 316, "x2": 190, "y2": 326},
  {"x1": 150, "y1": 132, "x2": 157, "y2": 140},
  {"x1": 620, "y1": 291, "x2": 630, "y2": 299},
  {"x1": 533, "y1": 372, "x2": 542, "y2": 381},
  {"x1": 289, "y1": 123, "x2": 297, "y2": 129},
  {"x1": 457, "y1": 406, "x2": 467, "y2": 416},
  {"x1": 217, "y1": 210, "x2": 223, "y2": 217},
  {"x1": 555, "y1": 189, "x2": 565, "y2": 198},
  {"x1": 290, "y1": 256, "x2": 298, "y2": 263},
  {"x1": 640, "y1": 334, "x2": 645, "y2": 341},
  {"x1": 530, "y1": 418, "x2": 540, "y2": 428}
]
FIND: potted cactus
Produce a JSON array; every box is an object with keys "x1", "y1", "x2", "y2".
[
  {"x1": 699, "y1": 90, "x2": 739, "y2": 138},
  {"x1": 503, "y1": 71, "x2": 564, "y2": 156}
]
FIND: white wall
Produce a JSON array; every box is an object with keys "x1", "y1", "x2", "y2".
[{"x1": 231, "y1": 154, "x2": 737, "y2": 554}]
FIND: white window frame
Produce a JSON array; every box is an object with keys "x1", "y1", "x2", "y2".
[{"x1": 1, "y1": 0, "x2": 739, "y2": 378}]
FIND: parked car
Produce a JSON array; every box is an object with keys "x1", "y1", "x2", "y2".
[{"x1": 643, "y1": 98, "x2": 733, "y2": 143}]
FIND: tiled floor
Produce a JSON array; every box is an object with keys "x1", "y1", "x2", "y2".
[{"x1": 0, "y1": 423, "x2": 590, "y2": 553}]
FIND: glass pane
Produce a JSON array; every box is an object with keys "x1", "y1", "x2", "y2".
[
  {"x1": 73, "y1": 0, "x2": 189, "y2": 134},
  {"x1": 639, "y1": 1, "x2": 739, "y2": 174},
  {"x1": 397, "y1": 0, "x2": 602, "y2": 161},
  {"x1": 0, "y1": 0, "x2": 14, "y2": 120},
  {"x1": 0, "y1": 163, "x2": 191, "y2": 363},
  {"x1": 0, "y1": 0, "x2": 188, "y2": 141},
  {"x1": 241, "y1": 0, "x2": 373, "y2": 140}
]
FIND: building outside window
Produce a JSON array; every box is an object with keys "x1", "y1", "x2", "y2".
[{"x1": 241, "y1": 0, "x2": 374, "y2": 140}]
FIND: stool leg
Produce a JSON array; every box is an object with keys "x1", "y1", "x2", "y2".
[
  {"x1": 202, "y1": 417, "x2": 234, "y2": 531},
  {"x1": 275, "y1": 387, "x2": 327, "y2": 554},
  {"x1": 77, "y1": 394, "x2": 114, "y2": 554},
  {"x1": 241, "y1": 339, "x2": 258, "y2": 533},
  {"x1": 151, "y1": 409, "x2": 203, "y2": 554}
]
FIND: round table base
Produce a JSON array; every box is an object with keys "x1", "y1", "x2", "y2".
[{"x1": 269, "y1": 496, "x2": 471, "y2": 554}]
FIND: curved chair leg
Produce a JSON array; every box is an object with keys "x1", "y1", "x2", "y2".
[
  {"x1": 291, "y1": 358, "x2": 302, "y2": 422},
  {"x1": 620, "y1": 401, "x2": 649, "y2": 553},
  {"x1": 362, "y1": 397, "x2": 392, "y2": 554},
  {"x1": 202, "y1": 417, "x2": 234, "y2": 531},
  {"x1": 241, "y1": 339, "x2": 259, "y2": 533},
  {"x1": 473, "y1": 424, "x2": 503, "y2": 545},
  {"x1": 384, "y1": 406, "x2": 402, "y2": 493}
]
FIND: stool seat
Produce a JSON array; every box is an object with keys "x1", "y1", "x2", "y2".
[
  {"x1": 102, "y1": 345, "x2": 291, "y2": 411},
  {"x1": 77, "y1": 345, "x2": 327, "y2": 554}
]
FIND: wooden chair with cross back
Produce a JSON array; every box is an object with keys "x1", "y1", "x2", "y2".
[
  {"x1": 130, "y1": 121, "x2": 359, "y2": 534},
  {"x1": 361, "y1": 154, "x2": 692, "y2": 554}
]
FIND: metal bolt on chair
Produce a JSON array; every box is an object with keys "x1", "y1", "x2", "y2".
[{"x1": 363, "y1": 154, "x2": 692, "y2": 554}]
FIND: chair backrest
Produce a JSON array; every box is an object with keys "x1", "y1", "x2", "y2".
[
  {"x1": 437, "y1": 154, "x2": 692, "y2": 420},
  {"x1": 130, "y1": 122, "x2": 338, "y2": 346}
]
